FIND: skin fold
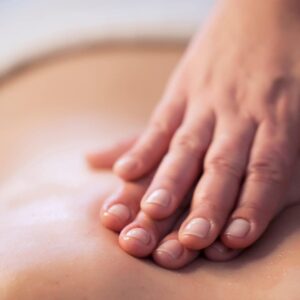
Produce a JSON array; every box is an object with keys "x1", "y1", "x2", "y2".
[
  {"x1": 0, "y1": 46, "x2": 299, "y2": 299},
  {"x1": 100, "y1": 0, "x2": 300, "y2": 263}
]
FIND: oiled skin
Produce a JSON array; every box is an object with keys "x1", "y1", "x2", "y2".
[{"x1": 0, "y1": 46, "x2": 299, "y2": 300}]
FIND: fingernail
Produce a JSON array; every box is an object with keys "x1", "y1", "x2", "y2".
[
  {"x1": 124, "y1": 228, "x2": 151, "y2": 245},
  {"x1": 156, "y1": 240, "x2": 183, "y2": 259},
  {"x1": 145, "y1": 189, "x2": 171, "y2": 208},
  {"x1": 114, "y1": 157, "x2": 138, "y2": 174},
  {"x1": 104, "y1": 204, "x2": 131, "y2": 222},
  {"x1": 183, "y1": 218, "x2": 211, "y2": 238},
  {"x1": 225, "y1": 218, "x2": 250, "y2": 238}
]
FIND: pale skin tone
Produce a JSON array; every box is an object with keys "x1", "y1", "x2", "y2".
[
  {"x1": 88, "y1": 142, "x2": 242, "y2": 269},
  {"x1": 96, "y1": 0, "x2": 300, "y2": 267},
  {"x1": 1, "y1": 45, "x2": 300, "y2": 298},
  {"x1": 89, "y1": 137, "x2": 299, "y2": 269}
]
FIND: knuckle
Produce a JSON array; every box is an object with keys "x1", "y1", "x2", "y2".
[
  {"x1": 193, "y1": 191, "x2": 227, "y2": 213},
  {"x1": 150, "y1": 119, "x2": 173, "y2": 138},
  {"x1": 205, "y1": 156, "x2": 243, "y2": 179},
  {"x1": 193, "y1": 191, "x2": 211, "y2": 204},
  {"x1": 171, "y1": 131, "x2": 204, "y2": 156},
  {"x1": 247, "y1": 144, "x2": 291, "y2": 184},
  {"x1": 247, "y1": 150, "x2": 287, "y2": 185}
]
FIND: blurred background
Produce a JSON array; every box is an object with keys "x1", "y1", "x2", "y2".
[
  {"x1": 0, "y1": 0, "x2": 215, "y2": 213},
  {"x1": 0, "y1": 0, "x2": 213, "y2": 77}
]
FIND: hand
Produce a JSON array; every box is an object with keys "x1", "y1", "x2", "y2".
[
  {"x1": 87, "y1": 137, "x2": 242, "y2": 269},
  {"x1": 99, "y1": 0, "x2": 300, "y2": 261}
]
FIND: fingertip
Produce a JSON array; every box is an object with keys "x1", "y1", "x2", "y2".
[
  {"x1": 221, "y1": 218, "x2": 253, "y2": 249},
  {"x1": 119, "y1": 225, "x2": 156, "y2": 258},
  {"x1": 86, "y1": 151, "x2": 115, "y2": 169},
  {"x1": 221, "y1": 211, "x2": 272, "y2": 249},
  {"x1": 141, "y1": 189, "x2": 174, "y2": 220},
  {"x1": 204, "y1": 241, "x2": 241, "y2": 262},
  {"x1": 221, "y1": 231, "x2": 252, "y2": 249},
  {"x1": 100, "y1": 203, "x2": 132, "y2": 232},
  {"x1": 178, "y1": 216, "x2": 218, "y2": 250},
  {"x1": 153, "y1": 238, "x2": 199, "y2": 269},
  {"x1": 113, "y1": 156, "x2": 142, "y2": 180},
  {"x1": 86, "y1": 152, "x2": 99, "y2": 168}
]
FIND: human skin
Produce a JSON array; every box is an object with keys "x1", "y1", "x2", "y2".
[
  {"x1": 0, "y1": 46, "x2": 300, "y2": 299},
  {"x1": 100, "y1": 0, "x2": 300, "y2": 263}
]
